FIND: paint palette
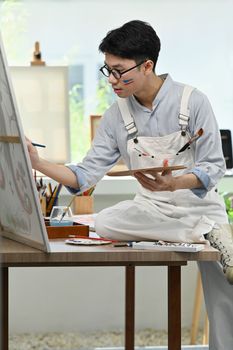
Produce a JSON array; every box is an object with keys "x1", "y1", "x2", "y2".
[{"x1": 107, "y1": 165, "x2": 186, "y2": 176}]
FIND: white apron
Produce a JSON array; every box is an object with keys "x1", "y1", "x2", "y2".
[
  {"x1": 95, "y1": 85, "x2": 227, "y2": 242},
  {"x1": 95, "y1": 87, "x2": 233, "y2": 350}
]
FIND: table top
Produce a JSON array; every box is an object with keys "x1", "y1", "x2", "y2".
[{"x1": 0, "y1": 237, "x2": 220, "y2": 267}]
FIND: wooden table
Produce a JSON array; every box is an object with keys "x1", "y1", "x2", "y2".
[{"x1": 0, "y1": 238, "x2": 220, "y2": 350}]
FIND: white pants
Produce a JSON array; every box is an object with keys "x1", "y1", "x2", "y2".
[
  {"x1": 199, "y1": 261, "x2": 233, "y2": 350},
  {"x1": 95, "y1": 199, "x2": 222, "y2": 243},
  {"x1": 95, "y1": 200, "x2": 233, "y2": 350}
]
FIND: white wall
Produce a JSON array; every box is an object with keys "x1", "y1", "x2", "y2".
[
  {"x1": 10, "y1": 262, "x2": 200, "y2": 333},
  {"x1": 1, "y1": 0, "x2": 233, "y2": 134}
]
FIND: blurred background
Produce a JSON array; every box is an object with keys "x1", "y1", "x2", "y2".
[{"x1": 1, "y1": 0, "x2": 233, "y2": 163}]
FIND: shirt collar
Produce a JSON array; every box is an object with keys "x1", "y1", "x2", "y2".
[
  {"x1": 152, "y1": 73, "x2": 173, "y2": 109},
  {"x1": 129, "y1": 73, "x2": 174, "y2": 112}
]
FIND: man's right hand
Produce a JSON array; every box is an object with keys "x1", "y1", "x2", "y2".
[
  {"x1": 25, "y1": 136, "x2": 79, "y2": 189},
  {"x1": 25, "y1": 137, "x2": 40, "y2": 169}
]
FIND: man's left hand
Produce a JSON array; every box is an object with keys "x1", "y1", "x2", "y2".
[{"x1": 134, "y1": 167, "x2": 176, "y2": 192}]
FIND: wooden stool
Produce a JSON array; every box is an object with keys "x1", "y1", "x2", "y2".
[{"x1": 190, "y1": 271, "x2": 209, "y2": 345}]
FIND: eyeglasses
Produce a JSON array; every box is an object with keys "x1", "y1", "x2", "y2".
[{"x1": 99, "y1": 60, "x2": 145, "y2": 80}]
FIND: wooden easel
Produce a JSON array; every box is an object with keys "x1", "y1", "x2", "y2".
[
  {"x1": 0, "y1": 136, "x2": 20, "y2": 144},
  {"x1": 31, "y1": 41, "x2": 45, "y2": 66},
  {"x1": 190, "y1": 271, "x2": 209, "y2": 345}
]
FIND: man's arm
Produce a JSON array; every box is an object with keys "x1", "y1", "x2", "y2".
[{"x1": 26, "y1": 139, "x2": 79, "y2": 189}]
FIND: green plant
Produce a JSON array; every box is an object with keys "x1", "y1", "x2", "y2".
[
  {"x1": 69, "y1": 84, "x2": 90, "y2": 161},
  {"x1": 222, "y1": 192, "x2": 233, "y2": 223},
  {"x1": 0, "y1": 0, "x2": 29, "y2": 63},
  {"x1": 69, "y1": 78, "x2": 115, "y2": 162},
  {"x1": 95, "y1": 77, "x2": 115, "y2": 114}
]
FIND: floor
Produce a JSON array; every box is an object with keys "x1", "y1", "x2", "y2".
[{"x1": 9, "y1": 328, "x2": 208, "y2": 350}]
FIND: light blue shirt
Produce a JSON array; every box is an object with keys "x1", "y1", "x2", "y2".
[{"x1": 67, "y1": 74, "x2": 226, "y2": 198}]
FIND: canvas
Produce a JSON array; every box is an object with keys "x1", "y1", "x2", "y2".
[{"x1": 0, "y1": 34, "x2": 50, "y2": 252}]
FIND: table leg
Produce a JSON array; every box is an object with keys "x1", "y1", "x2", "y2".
[
  {"x1": 125, "y1": 265, "x2": 135, "y2": 350},
  {"x1": 168, "y1": 265, "x2": 181, "y2": 350},
  {"x1": 0, "y1": 267, "x2": 8, "y2": 350}
]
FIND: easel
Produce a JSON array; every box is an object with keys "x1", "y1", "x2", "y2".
[
  {"x1": 0, "y1": 136, "x2": 20, "y2": 144},
  {"x1": 31, "y1": 41, "x2": 45, "y2": 66},
  {"x1": 190, "y1": 271, "x2": 209, "y2": 345}
]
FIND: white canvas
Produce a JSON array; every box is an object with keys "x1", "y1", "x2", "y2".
[
  {"x1": 0, "y1": 34, "x2": 50, "y2": 252},
  {"x1": 10, "y1": 65, "x2": 70, "y2": 164}
]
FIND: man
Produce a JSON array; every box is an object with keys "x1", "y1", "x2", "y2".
[{"x1": 27, "y1": 20, "x2": 233, "y2": 349}]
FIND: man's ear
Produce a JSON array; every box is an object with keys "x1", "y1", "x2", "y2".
[{"x1": 144, "y1": 60, "x2": 154, "y2": 75}]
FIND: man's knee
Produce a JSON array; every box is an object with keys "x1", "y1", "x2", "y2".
[{"x1": 95, "y1": 209, "x2": 116, "y2": 239}]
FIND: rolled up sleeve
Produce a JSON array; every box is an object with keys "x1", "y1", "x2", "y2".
[
  {"x1": 65, "y1": 111, "x2": 121, "y2": 194},
  {"x1": 187, "y1": 91, "x2": 226, "y2": 197}
]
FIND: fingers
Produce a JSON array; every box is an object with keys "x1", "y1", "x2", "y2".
[
  {"x1": 26, "y1": 140, "x2": 34, "y2": 151},
  {"x1": 25, "y1": 136, "x2": 33, "y2": 144},
  {"x1": 161, "y1": 168, "x2": 172, "y2": 176},
  {"x1": 136, "y1": 170, "x2": 162, "y2": 182},
  {"x1": 162, "y1": 159, "x2": 171, "y2": 176},
  {"x1": 25, "y1": 136, "x2": 38, "y2": 160},
  {"x1": 134, "y1": 172, "x2": 159, "y2": 191},
  {"x1": 134, "y1": 170, "x2": 174, "y2": 192},
  {"x1": 25, "y1": 136, "x2": 33, "y2": 150},
  {"x1": 134, "y1": 173, "x2": 156, "y2": 191}
]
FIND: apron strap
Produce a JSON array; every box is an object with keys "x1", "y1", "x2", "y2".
[
  {"x1": 117, "y1": 85, "x2": 195, "y2": 137},
  {"x1": 117, "y1": 97, "x2": 138, "y2": 135},
  {"x1": 179, "y1": 85, "x2": 195, "y2": 135}
]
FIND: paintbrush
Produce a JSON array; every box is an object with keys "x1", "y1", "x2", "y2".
[
  {"x1": 58, "y1": 196, "x2": 76, "y2": 223},
  {"x1": 32, "y1": 142, "x2": 46, "y2": 148},
  {"x1": 176, "y1": 128, "x2": 204, "y2": 154}
]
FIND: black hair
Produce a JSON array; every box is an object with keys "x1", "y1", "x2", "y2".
[{"x1": 99, "y1": 20, "x2": 161, "y2": 71}]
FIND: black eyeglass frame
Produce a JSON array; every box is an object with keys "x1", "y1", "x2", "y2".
[{"x1": 99, "y1": 60, "x2": 146, "y2": 80}]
